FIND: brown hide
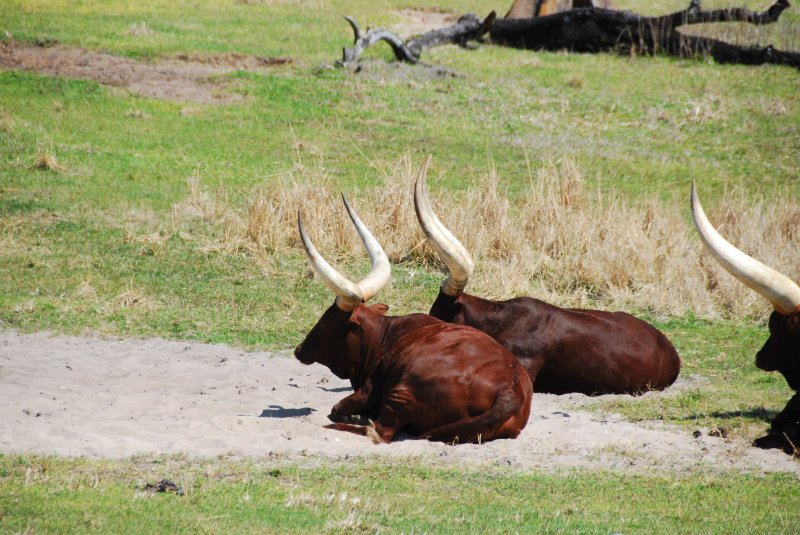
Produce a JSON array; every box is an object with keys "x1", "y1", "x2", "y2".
[
  {"x1": 294, "y1": 303, "x2": 532, "y2": 444},
  {"x1": 505, "y1": 0, "x2": 537, "y2": 18},
  {"x1": 430, "y1": 291, "x2": 680, "y2": 396},
  {"x1": 505, "y1": 0, "x2": 614, "y2": 19}
]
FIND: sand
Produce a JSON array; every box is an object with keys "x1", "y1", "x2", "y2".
[{"x1": 1, "y1": 330, "x2": 797, "y2": 475}]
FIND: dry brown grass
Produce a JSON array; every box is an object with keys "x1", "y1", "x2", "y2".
[
  {"x1": 113, "y1": 283, "x2": 157, "y2": 309},
  {"x1": 172, "y1": 156, "x2": 800, "y2": 320},
  {"x1": 126, "y1": 22, "x2": 154, "y2": 37},
  {"x1": 0, "y1": 108, "x2": 15, "y2": 132},
  {"x1": 33, "y1": 151, "x2": 66, "y2": 173}
]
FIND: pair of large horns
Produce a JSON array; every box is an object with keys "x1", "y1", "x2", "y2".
[
  {"x1": 298, "y1": 195, "x2": 391, "y2": 312},
  {"x1": 414, "y1": 156, "x2": 474, "y2": 297},
  {"x1": 691, "y1": 182, "x2": 800, "y2": 316}
]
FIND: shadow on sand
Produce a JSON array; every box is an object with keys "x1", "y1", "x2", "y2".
[{"x1": 260, "y1": 405, "x2": 316, "y2": 418}]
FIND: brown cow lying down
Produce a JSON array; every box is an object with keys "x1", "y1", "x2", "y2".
[
  {"x1": 413, "y1": 157, "x2": 680, "y2": 396},
  {"x1": 692, "y1": 183, "x2": 800, "y2": 453},
  {"x1": 294, "y1": 195, "x2": 532, "y2": 444}
]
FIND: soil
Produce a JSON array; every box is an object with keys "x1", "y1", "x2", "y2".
[
  {"x1": 0, "y1": 41, "x2": 290, "y2": 103},
  {"x1": 1, "y1": 330, "x2": 798, "y2": 475}
]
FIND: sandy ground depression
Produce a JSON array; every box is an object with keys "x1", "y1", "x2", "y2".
[{"x1": 1, "y1": 330, "x2": 798, "y2": 475}]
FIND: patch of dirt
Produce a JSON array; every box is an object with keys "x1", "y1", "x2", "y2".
[
  {"x1": 1, "y1": 330, "x2": 798, "y2": 475},
  {"x1": 352, "y1": 58, "x2": 460, "y2": 82},
  {"x1": 0, "y1": 41, "x2": 291, "y2": 104},
  {"x1": 171, "y1": 52, "x2": 291, "y2": 69}
]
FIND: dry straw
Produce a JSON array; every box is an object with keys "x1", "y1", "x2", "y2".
[{"x1": 172, "y1": 156, "x2": 800, "y2": 321}]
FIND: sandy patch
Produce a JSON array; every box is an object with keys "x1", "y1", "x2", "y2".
[
  {"x1": 0, "y1": 41, "x2": 290, "y2": 103},
  {"x1": 0, "y1": 330, "x2": 797, "y2": 475}
]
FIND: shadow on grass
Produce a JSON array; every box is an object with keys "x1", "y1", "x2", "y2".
[
  {"x1": 709, "y1": 407, "x2": 779, "y2": 422},
  {"x1": 680, "y1": 407, "x2": 779, "y2": 423}
]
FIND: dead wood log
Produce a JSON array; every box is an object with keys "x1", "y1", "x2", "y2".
[
  {"x1": 490, "y1": 0, "x2": 800, "y2": 68},
  {"x1": 339, "y1": 12, "x2": 496, "y2": 67}
]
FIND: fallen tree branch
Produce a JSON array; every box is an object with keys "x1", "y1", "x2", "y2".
[
  {"x1": 490, "y1": 0, "x2": 799, "y2": 68},
  {"x1": 339, "y1": 12, "x2": 496, "y2": 67},
  {"x1": 652, "y1": 0, "x2": 790, "y2": 27}
]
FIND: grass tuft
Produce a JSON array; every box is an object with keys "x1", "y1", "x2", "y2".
[
  {"x1": 33, "y1": 151, "x2": 66, "y2": 173},
  {"x1": 114, "y1": 283, "x2": 157, "y2": 309},
  {"x1": 126, "y1": 22, "x2": 154, "y2": 37}
]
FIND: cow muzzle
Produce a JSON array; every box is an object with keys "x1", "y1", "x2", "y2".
[
  {"x1": 755, "y1": 350, "x2": 776, "y2": 372},
  {"x1": 293, "y1": 344, "x2": 310, "y2": 364}
]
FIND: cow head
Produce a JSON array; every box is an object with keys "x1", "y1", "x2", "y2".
[
  {"x1": 413, "y1": 156, "x2": 474, "y2": 299},
  {"x1": 757, "y1": 311, "x2": 800, "y2": 390},
  {"x1": 294, "y1": 194, "x2": 391, "y2": 381},
  {"x1": 691, "y1": 182, "x2": 800, "y2": 390}
]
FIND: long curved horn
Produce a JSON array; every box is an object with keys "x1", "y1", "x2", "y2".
[
  {"x1": 691, "y1": 181, "x2": 800, "y2": 316},
  {"x1": 341, "y1": 194, "x2": 391, "y2": 302},
  {"x1": 298, "y1": 213, "x2": 363, "y2": 311},
  {"x1": 413, "y1": 156, "x2": 474, "y2": 297}
]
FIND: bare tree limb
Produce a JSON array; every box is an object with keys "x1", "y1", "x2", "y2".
[
  {"x1": 345, "y1": 16, "x2": 362, "y2": 44},
  {"x1": 339, "y1": 12, "x2": 496, "y2": 67},
  {"x1": 654, "y1": 0, "x2": 790, "y2": 27}
]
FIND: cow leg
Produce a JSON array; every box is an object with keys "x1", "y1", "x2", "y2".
[
  {"x1": 771, "y1": 392, "x2": 800, "y2": 431},
  {"x1": 363, "y1": 391, "x2": 413, "y2": 444},
  {"x1": 325, "y1": 415, "x2": 401, "y2": 444},
  {"x1": 327, "y1": 413, "x2": 371, "y2": 425},
  {"x1": 328, "y1": 380, "x2": 377, "y2": 424},
  {"x1": 326, "y1": 387, "x2": 407, "y2": 444}
]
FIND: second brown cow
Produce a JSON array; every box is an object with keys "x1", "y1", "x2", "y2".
[{"x1": 413, "y1": 157, "x2": 680, "y2": 396}]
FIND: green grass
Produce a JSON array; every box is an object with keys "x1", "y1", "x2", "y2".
[{"x1": 1, "y1": 455, "x2": 798, "y2": 533}]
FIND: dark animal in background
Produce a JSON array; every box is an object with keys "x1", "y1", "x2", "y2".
[
  {"x1": 691, "y1": 183, "x2": 800, "y2": 453},
  {"x1": 413, "y1": 157, "x2": 680, "y2": 395},
  {"x1": 294, "y1": 195, "x2": 532, "y2": 444}
]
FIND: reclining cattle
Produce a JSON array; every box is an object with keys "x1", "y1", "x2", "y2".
[
  {"x1": 413, "y1": 157, "x2": 680, "y2": 395},
  {"x1": 691, "y1": 183, "x2": 800, "y2": 452},
  {"x1": 294, "y1": 194, "x2": 532, "y2": 444}
]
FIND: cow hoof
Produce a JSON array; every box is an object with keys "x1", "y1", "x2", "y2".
[
  {"x1": 327, "y1": 412, "x2": 369, "y2": 425},
  {"x1": 753, "y1": 433, "x2": 786, "y2": 450},
  {"x1": 753, "y1": 429, "x2": 799, "y2": 456}
]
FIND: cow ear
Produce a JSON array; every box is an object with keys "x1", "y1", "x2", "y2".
[
  {"x1": 347, "y1": 303, "x2": 388, "y2": 329},
  {"x1": 369, "y1": 303, "x2": 389, "y2": 316}
]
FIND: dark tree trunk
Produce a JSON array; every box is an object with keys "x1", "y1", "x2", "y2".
[
  {"x1": 339, "y1": 12, "x2": 496, "y2": 67},
  {"x1": 490, "y1": 0, "x2": 800, "y2": 68}
]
